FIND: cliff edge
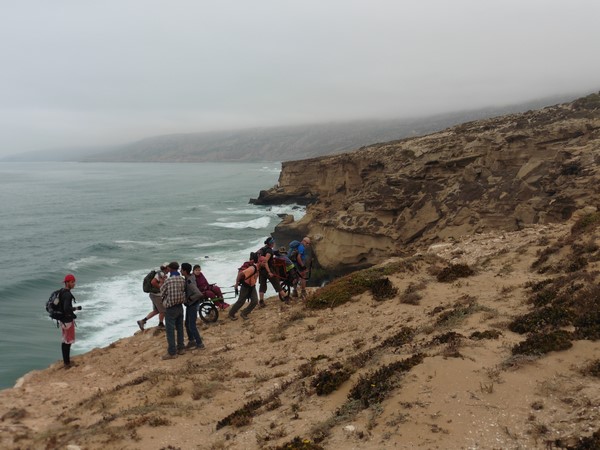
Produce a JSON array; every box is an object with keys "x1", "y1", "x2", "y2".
[{"x1": 254, "y1": 93, "x2": 600, "y2": 275}]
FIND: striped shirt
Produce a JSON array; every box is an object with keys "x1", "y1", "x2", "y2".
[{"x1": 161, "y1": 273, "x2": 186, "y2": 308}]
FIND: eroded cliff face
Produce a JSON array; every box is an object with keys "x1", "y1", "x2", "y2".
[{"x1": 253, "y1": 94, "x2": 600, "y2": 273}]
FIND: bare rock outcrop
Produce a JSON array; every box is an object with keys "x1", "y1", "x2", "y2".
[{"x1": 255, "y1": 93, "x2": 600, "y2": 273}]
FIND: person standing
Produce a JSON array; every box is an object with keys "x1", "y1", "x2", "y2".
[
  {"x1": 181, "y1": 263, "x2": 205, "y2": 350},
  {"x1": 292, "y1": 236, "x2": 311, "y2": 298},
  {"x1": 229, "y1": 253, "x2": 259, "y2": 321},
  {"x1": 59, "y1": 274, "x2": 81, "y2": 369},
  {"x1": 137, "y1": 264, "x2": 167, "y2": 330},
  {"x1": 258, "y1": 237, "x2": 289, "y2": 307},
  {"x1": 160, "y1": 262, "x2": 186, "y2": 360}
]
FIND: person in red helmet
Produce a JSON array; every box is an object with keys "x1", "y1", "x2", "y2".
[{"x1": 59, "y1": 274, "x2": 81, "y2": 369}]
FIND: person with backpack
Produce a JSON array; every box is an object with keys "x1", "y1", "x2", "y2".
[
  {"x1": 257, "y1": 237, "x2": 290, "y2": 306},
  {"x1": 181, "y1": 263, "x2": 206, "y2": 350},
  {"x1": 160, "y1": 262, "x2": 187, "y2": 360},
  {"x1": 289, "y1": 236, "x2": 311, "y2": 298},
  {"x1": 58, "y1": 274, "x2": 81, "y2": 369},
  {"x1": 229, "y1": 252, "x2": 259, "y2": 320},
  {"x1": 137, "y1": 264, "x2": 168, "y2": 331}
]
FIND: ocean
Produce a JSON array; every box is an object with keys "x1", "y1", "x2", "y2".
[{"x1": 0, "y1": 162, "x2": 301, "y2": 389}]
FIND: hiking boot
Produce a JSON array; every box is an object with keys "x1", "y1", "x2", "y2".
[
  {"x1": 258, "y1": 300, "x2": 266, "y2": 308},
  {"x1": 229, "y1": 315, "x2": 238, "y2": 321},
  {"x1": 177, "y1": 348, "x2": 186, "y2": 355},
  {"x1": 137, "y1": 320, "x2": 145, "y2": 331},
  {"x1": 64, "y1": 362, "x2": 77, "y2": 369},
  {"x1": 196, "y1": 343, "x2": 206, "y2": 350},
  {"x1": 240, "y1": 312, "x2": 249, "y2": 321},
  {"x1": 161, "y1": 353, "x2": 176, "y2": 360},
  {"x1": 158, "y1": 322, "x2": 165, "y2": 328},
  {"x1": 186, "y1": 341, "x2": 196, "y2": 349}
]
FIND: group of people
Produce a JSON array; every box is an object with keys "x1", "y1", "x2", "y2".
[
  {"x1": 228, "y1": 235, "x2": 311, "y2": 321},
  {"x1": 137, "y1": 262, "x2": 227, "y2": 359},
  {"x1": 55, "y1": 235, "x2": 312, "y2": 364}
]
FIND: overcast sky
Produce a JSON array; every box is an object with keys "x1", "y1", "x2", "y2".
[{"x1": 1, "y1": 0, "x2": 599, "y2": 156}]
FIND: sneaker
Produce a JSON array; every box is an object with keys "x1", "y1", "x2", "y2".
[
  {"x1": 240, "y1": 312, "x2": 249, "y2": 321},
  {"x1": 177, "y1": 348, "x2": 186, "y2": 355},
  {"x1": 186, "y1": 341, "x2": 196, "y2": 349},
  {"x1": 161, "y1": 353, "x2": 176, "y2": 360},
  {"x1": 158, "y1": 322, "x2": 165, "y2": 328},
  {"x1": 229, "y1": 315, "x2": 238, "y2": 321},
  {"x1": 137, "y1": 320, "x2": 145, "y2": 331},
  {"x1": 196, "y1": 343, "x2": 206, "y2": 350}
]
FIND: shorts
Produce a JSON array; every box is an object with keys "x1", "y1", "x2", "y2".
[
  {"x1": 60, "y1": 321, "x2": 76, "y2": 344},
  {"x1": 258, "y1": 269, "x2": 282, "y2": 294},
  {"x1": 150, "y1": 293, "x2": 166, "y2": 314}
]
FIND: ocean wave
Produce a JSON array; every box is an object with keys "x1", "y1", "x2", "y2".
[
  {"x1": 266, "y1": 205, "x2": 306, "y2": 221},
  {"x1": 210, "y1": 216, "x2": 271, "y2": 230},
  {"x1": 114, "y1": 240, "x2": 157, "y2": 248},
  {"x1": 85, "y1": 242, "x2": 120, "y2": 253},
  {"x1": 258, "y1": 165, "x2": 281, "y2": 174},
  {"x1": 215, "y1": 205, "x2": 306, "y2": 221},
  {"x1": 192, "y1": 239, "x2": 241, "y2": 248},
  {"x1": 67, "y1": 256, "x2": 121, "y2": 271}
]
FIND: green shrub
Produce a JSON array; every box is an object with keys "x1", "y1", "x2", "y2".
[
  {"x1": 305, "y1": 262, "x2": 404, "y2": 309},
  {"x1": 571, "y1": 212, "x2": 600, "y2": 235},
  {"x1": 312, "y1": 364, "x2": 352, "y2": 396},
  {"x1": 511, "y1": 330, "x2": 573, "y2": 356},
  {"x1": 508, "y1": 305, "x2": 573, "y2": 334},
  {"x1": 436, "y1": 264, "x2": 474, "y2": 282},
  {"x1": 273, "y1": 437, "x2": 324, "y2": 450}
]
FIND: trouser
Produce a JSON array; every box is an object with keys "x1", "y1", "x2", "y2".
[
  {"x1": 165, "y1": 304, "x2": 185, "y2": 355},
  {"x1": 185, "y1": 302, "x2": 203, "y2": 346},
  {"x1": 258, "y1": 269, "x2": 282, "y2": 294},
  {"x1": 229, "y1": 284, "x2": 258, "y2": 317}
]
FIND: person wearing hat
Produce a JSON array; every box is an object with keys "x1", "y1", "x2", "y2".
[{"x1": 59, "y1": 274, "x2": 81, "y2": 369}]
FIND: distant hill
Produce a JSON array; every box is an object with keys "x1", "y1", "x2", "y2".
[
  {"x1": 82, "y1": 95, "x2": 577, "y2": 162},
  {"x1": 0, "y1": 93, "x2": 581, "y2": 163}
]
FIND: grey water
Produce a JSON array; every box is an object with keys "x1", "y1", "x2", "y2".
[{"x1": 0, "y1": 162, "x2": 300, "y2": 389}]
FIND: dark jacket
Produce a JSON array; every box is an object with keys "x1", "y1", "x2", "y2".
[
  {"x1": 185, "y1": 274, "x2": 204, "y2": 305},
  {"x1": 59, "y1": 288, "x2": 77, "y2": 323}
]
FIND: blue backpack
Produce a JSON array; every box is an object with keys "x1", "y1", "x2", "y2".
[{"x1": 287, "y1": 240, "x2": 301, "y2": 260}]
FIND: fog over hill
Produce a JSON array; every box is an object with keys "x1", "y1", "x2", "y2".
[{"x1": 2, "y1": 94, "x2": 578, "y2": 163}]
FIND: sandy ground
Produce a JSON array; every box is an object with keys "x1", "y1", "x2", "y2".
[{"x1": 1, "y1": 223, "x2": 599, "y2": 450}]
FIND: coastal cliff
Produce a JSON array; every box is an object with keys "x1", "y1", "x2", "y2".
[
  {"x1": 254, "y1": 94, "x2": 600, "y2": 275},
  {"x1": 3, "y1": 95, "x2": 600, "y2": 449}
]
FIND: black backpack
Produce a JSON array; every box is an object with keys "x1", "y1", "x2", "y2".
[
  {"x1": 46, "y1": 289, "x2": 65, "y2": 321},
  {"x1": 143, "y1": 270, "x2": 160, "y2": 293}
]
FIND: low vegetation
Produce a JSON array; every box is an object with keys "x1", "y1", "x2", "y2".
[{"x1": 305, "y1": 261, "x2": 411, "y2": 309}]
